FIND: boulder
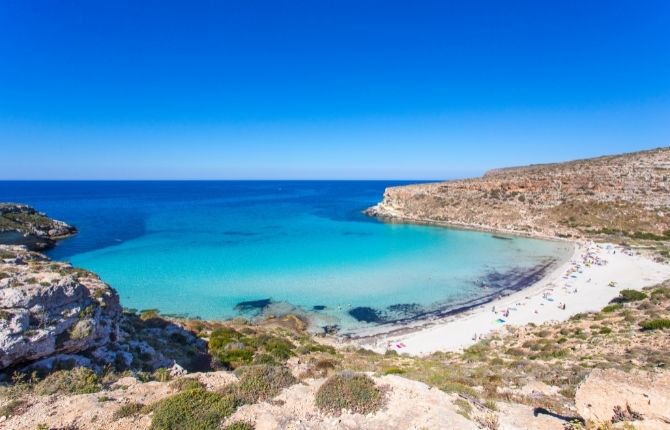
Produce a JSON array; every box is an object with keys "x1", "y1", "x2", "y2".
[{"x1": 575, "y1": 368, "x2": 670, "y2": 428}]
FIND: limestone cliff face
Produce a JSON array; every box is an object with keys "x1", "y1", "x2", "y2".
[
  {"x1": 0, "y1": 245, "x2": 122, "y2": 370},
  {"x1": 367, "y1": 147, "x2": 670, "y2": 238}
]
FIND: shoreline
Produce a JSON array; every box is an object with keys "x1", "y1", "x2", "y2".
[
  {"x1": 366, "y1": 206, "x2": 575, "y2": 242},
  {"x1": 333, "y1": 252, "x2": 571, "y2": 336},
  {"x1": 340, "y1": 240, "x2": 670, "y2": 355}
]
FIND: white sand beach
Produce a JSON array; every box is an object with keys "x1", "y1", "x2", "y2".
[{"x1": 351, "y1": 242, "x2": 670, "y2": 356}]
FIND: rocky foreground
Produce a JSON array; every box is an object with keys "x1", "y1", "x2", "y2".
[
  {"x1": 1, "y1": 278, "x2": 669, "y2": 429},
  {"x1": 367, "y1": 147, "x2": 670, "y2": 241}
]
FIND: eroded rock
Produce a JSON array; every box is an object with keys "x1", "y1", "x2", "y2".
[
  {"x1": 0, "y1": 245, "x2": 122, "y2": 370},
  {"x1": 575, "y1": 368, "x2": 670, "y2": 428}
]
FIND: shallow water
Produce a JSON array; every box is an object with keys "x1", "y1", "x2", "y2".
[{"x1": 0, "y1": 181, "x2": 572, "y2": 330}]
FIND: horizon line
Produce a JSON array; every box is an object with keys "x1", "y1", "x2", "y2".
[{"x1": 0, "y1": 178, "x2": 447, "y2": 182}]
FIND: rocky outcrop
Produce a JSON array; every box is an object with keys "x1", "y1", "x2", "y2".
[
  {"x1": 0, "y1": 203, "x2": 76, "y2": 250},
  {"x1": 367, "y1": 147, "x2": 670, "y2": 239},
  {"x1": 0, "y1": 244, "x2": 209, "y2": 375},
  {"x1": 0, "y1": 245, "x2": 122, "y2": 370},
  {"x1": 575, "y1": 368, "x2": 670, "y2": 429}
]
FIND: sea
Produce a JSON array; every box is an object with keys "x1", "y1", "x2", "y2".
[{"x1": 0, "y1": 181, "x2": 572, "y2": 332}]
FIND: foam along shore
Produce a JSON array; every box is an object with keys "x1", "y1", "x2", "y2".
[{"x1": 350, "y1": 242, "x2": 670, "y2": 356}]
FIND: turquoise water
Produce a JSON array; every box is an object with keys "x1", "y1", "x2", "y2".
[{"x1": 0, "y1": 181, "x2": 572, "y2": 331}]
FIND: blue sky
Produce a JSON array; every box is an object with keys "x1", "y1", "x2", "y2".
[{"x1": 1, "y1": 1, "x2": 669, "y2": 179}]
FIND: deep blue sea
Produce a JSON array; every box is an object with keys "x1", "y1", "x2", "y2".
[{"x1": 0, "y1": 181, "x2": 572, "y2": 331}]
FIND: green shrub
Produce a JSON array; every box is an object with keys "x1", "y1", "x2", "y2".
[
  {"x1": 651, "y1": 287, "x2": 670, "y2": 300},
  {"x1": 209, "y1": 327, "x2": 246, "y2": 350},
  {"x1": 149, "y1": 388, "x2": 240, "y2": 430},
  {"x1": 297, "y1": 341, "x2": 337, "y2": 355},
  {"x1": 113, "y1": 402, "x2": 145, "y2": 420},
  {"x1": 140, "y1": 309, "x2": 161, "y2": 320},
  {"x1": 612, "y1": 289, "x2": 647, "y2": 303},
  {"x1": 34, "y1": 367, "x2": 101, "y2": 395},
  {"x1": 505, "y1": 347, "x2": 525, "y2": 356},
  {"x1": 0, "y1": 399, "x2": 26, "y2": 418},
  {"x1": 153, "y1": 368, "x2": 172, "y2": 383},
  {"x1": 209, "y1": 329, "x2": 296, "y2": 369},
  {"x1": 315, "y1": 372, "x2": 384, "y2": 415},
  {"x1": 170, "y1": 377, "x2": 205, "y2": 392},
  {"x1": 599, "y1": 327, "x2": 612, "y2": 335},
  {"x1": 209, "y1": 328, "x2": 255, "y2": 369},
  {"x1": 234, "y1": 365, "x2": 297, "y2": 403},
  {"x1": 454, "y1": 398, "x2": 473, "y2": 419},
  {"x1": 601, "y1": 304, "x2": 622, "y2": 313},
  {"x1": 640, "y1": 319, "x2": 670, "y2": 331},
  {"x1": 631, "y1": 231, "x2": 670, "y2": 241},
  {"x1": 382, "y1": 367, "x2": 405, "y2": 375},
  {"x1": 214, "y1": 348, "x2": 254, "y2": 370},
  {"x1": 258, "y1": 336, "x2": 294, "y2": 360},
  {"x1": 0, "y1": 250, "x2": 17, "y2": 259},
  {"x1": 462, "y1": 341, "x2": 491, "y2": 360},
  {"x1": 223, "y1": 422, "x2": 254, "y2": 430},
  {"x1": 484, "y1": 399, "x2": 498, "y2": 411},
  {"x1": 69, "y1": 320, "x2": 92, "y2": 340},
  {"x1": 439, "y1": 381, "x2": 478, "y2": 397}
]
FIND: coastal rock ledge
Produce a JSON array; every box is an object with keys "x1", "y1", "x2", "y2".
[
  {"x1": 0, "y1": 245, "x2": 122, "y2": 370},
  {"x1": 0, "y1": 203, "x2": 77, "y2": 250},
  {"x1": 367, "y1": 147, "x2": 670, "y2": 239}
]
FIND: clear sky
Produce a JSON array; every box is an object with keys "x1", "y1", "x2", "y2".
[{"x1": 1, "y1": 1, "x2": 669, "y2": 179}]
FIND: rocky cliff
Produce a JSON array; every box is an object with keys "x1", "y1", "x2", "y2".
[
  {"x1": 0, "y1": 245, "x2": 122, "y2": 370},
  {"x1": 367, "y1": 147, "x2": 670, "y2": 239}
]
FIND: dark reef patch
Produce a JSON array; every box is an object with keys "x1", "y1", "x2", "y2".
[
  {"x1": 387, "y1": 303, "x2": 422, "y2": 316},
  {"x1": 234, "y1": 298, "x2": 272, "y2": 313},
  {"x1": 312, "y1": 305, "x2": 326, "y2": 311},
  {"x1": 349, "y1": 307, "x2": 386, "y2": 323},
  {"x1": 323, "y1": 325, "x2": 340, "y2": 334}
]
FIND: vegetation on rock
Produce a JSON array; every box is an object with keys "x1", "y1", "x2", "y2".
[
  {"x1": 34, "y1": 367, "x2": 101, "y2": 395},
  {"x1": 149, "y1": 387, "x2": 240, "y2": 430},
  {"x1": 233, "y1": 364, "x2": 297, "y2": 403},
  {"x1": 315, "y1": 372, "x2": 385, "y2": 415}
]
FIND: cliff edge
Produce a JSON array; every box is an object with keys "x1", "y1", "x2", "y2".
[
  {"x1": 0, "y1": 203, "x2": 77, "y2": 250},
  {"x1": 367, "y1": 147, "x2": 670, "y2": 240}
]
